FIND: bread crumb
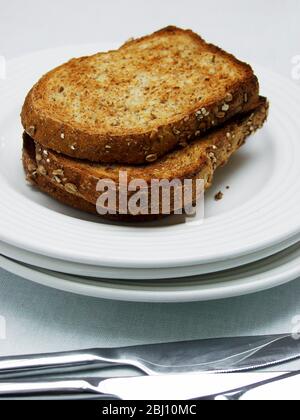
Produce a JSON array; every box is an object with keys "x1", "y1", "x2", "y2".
[{"x1": 214, "y1": 191, "x2": 224, "y2": 201}]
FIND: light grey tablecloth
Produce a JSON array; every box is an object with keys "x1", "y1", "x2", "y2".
[{"x1": 0, "y1": 0, "x2": 300, "y2": 367}]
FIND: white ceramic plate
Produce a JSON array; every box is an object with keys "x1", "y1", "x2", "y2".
[
  {"x1": 0, "y1": 44, "x2": 300, "y2": 269},
  {"x1": 0, "y1": 235, "x2": 299, "y2": 280},
  {"x1": 1, "y1": 243, "x2": 300, "y2": 302}
]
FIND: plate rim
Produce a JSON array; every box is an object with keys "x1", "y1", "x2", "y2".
[
  {"x1": 0, "y1": 233, "x2": 299, "y2": 280},
  {"x1": 0, "y1": 243, "x2": 299, "y2": 302}
]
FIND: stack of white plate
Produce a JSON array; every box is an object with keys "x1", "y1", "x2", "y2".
[{"x1": 0, "y1": 44, "x2": 300, "y2": 303}]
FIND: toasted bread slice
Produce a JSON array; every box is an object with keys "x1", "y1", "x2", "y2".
[
  {"x1": 21, "y1": 26, "x2": 259, "y2": 165},
  {"x1": 23, "y1": 138, "x2": 162, "y2": 222},
  {"x1": 23, "y1": 98, "x2": 269, "y2": 220}
]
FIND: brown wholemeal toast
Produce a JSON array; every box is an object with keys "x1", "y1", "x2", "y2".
[
  {"x1": 22, "y1": 137, "x2": 162, "y2": 222},
  {"x1": 21, "y1": 26, "x2": 259, "y2": 165},
  {"x1": 23, "y1": 98, "x2": 269, "y2": 220}
]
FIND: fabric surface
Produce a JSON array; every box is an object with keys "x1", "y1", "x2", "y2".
[
  {"x1": 0, "y1": 269, "x2": 300, "y2": 372},
  {"x1": 0, "y1": 0, "x2": 300, "y2": 371}
]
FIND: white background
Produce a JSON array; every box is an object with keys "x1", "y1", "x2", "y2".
[{"x1": 0, "y1": 0, "x2": 300, "y2": 372}]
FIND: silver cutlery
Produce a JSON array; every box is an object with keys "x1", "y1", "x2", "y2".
[
  {"x1": 0, "y1": 334, "x2": 299, "y2": 379},
  {"x1": 0, "y1": 371, "x2": 296, "y2": 400}
]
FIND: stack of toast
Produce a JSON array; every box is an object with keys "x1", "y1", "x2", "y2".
[{"x1": 22, "y1": 26, "x2": 269, "y2": 221}]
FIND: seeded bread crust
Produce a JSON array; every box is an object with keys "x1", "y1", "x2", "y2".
[
  {"x1": 23, "y1": 99, "x2": 269, "y2": 220},
  {"x1": 21, "y1": 26, "x2": 259, "y2": 165},
  {"x1": 22, "y1": 138, "x2": 166, "y2": 222}
]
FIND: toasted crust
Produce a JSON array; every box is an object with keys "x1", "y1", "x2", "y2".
[
  {"x1": 23, "y1": 99, "x2": 269, "y2": 220},
  {"x1": 21, "y1": 26, "x2": 259, "y2": 164},
  {"x1": 22, "y1": 138, "x2": 165, "y2": 222}
]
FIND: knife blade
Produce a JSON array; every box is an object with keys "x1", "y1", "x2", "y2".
[
  {"x1": 0, "y1": 334, "x2": 299, "y2": 378},
  {"x1": 0, "y1": 372, "x2": 287, "y2": 400}
]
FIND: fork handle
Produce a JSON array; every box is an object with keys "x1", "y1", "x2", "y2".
[{"x1": 0, "y1": 349, "x2": 122, "y2": 379}]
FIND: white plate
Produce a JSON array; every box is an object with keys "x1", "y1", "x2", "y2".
[
  {"x1": 1, "y1": 243, "x2": 300, "y2": 302},
  {"x1": 0, "y1": 44, "x2": 300, "y2": 268},
  {"x1": 0, "y1": 234, "x2": 299, "y2": 280}
]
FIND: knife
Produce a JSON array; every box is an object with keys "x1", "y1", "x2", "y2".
[
  {"x1": 0, "y1": 334, "x2": 299, "y2": 378},
  {"x1": 0, "y1": 372, "x2": 296, "y2": 400}
]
